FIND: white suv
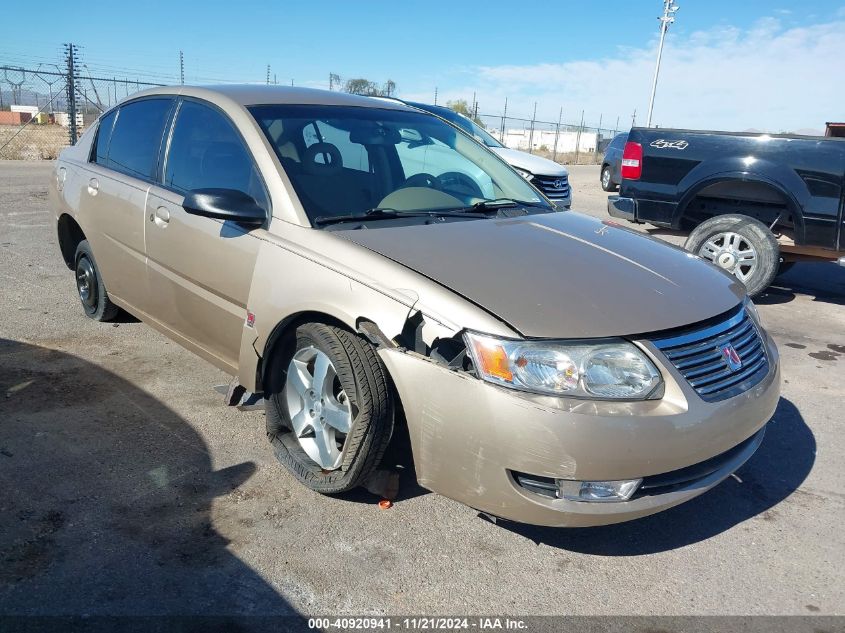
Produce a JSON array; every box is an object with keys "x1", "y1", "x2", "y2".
[{"x1": 387, "y1": 99, "x2": 572, "y2": 208}]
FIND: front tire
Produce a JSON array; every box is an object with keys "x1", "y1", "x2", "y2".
[
  {"x1": 265, "y1": 322, "x2": 394, "y2": 494},
  {"x1": 600, "y1": 165, "x2": 617, "y2": 192},
  {"x1": 74, "y1": 240, "x2": 120, "y2": 321},
  {"x1": 684, "y1": 214, "x2": 779, "y2": 297}
]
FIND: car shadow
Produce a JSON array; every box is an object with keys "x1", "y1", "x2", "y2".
[
  {"x1": 756, "y1": 262, "x2": 845, "y2": 307},
  {"x1": 495, "y1": 397, "x2": 814, "y2": 555},
  {"x1": 0, "y1": 339, "x2": 305, "y2": 627}
]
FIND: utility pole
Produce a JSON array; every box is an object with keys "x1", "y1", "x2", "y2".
[
  {"x1": 552, "y1": 107, "x2": 562, "y2": 162},
  {"x1": 500, "y1": 97, "x2": 508, "y2": 143},
  {"x1": 646, "y1": 0, "x2": 679, "y2": 127},
  {"x1": 64, "y1": 43, "x2": 79, "y2": 145},
  {"x1": 595, "y1": 113, "x2": 603, "y2": 161},
  {"x1": 266, "y1": 65, "x2": 270, "y2": 85},
  {"x1": 434, "y1": 87, "x2": 438, "y2": 105},
  {"x1": 528, "y1": 102, "x2": 537, "y2": 154},
  {"x1": 575, "y1": 110, "x2": 585, "y2": 164},
  {"x1": 179, "y1": 50, "x2": 184, "y2": 84},
  {"x1": 631, "y1": 108, "x2": 637, "y2": 128}
]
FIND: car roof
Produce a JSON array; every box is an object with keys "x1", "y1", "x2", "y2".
[
  {"x1": 406, "y1": 101, "x2": 455, "y2": 117},
  {"x1": 125, "y1": 84, "x2": 414, "y2": 110}
]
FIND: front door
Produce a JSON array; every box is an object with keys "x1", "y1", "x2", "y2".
[{"x1": 144, "y1": 99, "x2": 270, "y2": 372}]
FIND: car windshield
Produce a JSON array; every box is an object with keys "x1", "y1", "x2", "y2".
[{"x1": 249, "y1": 104, "x2": 544, "y2": 224}]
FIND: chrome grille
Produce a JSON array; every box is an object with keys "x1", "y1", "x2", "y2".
[
  {"x1": 651, "y1": 306, "x2": 769, "y2": 402},
  {"x1": 531, "y1": 174, "x2": 570, "y2": 201}
]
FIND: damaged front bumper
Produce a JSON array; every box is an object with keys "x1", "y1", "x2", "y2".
[{"x1": 378, "y1": 331, "x2": 780, "y2": 528}]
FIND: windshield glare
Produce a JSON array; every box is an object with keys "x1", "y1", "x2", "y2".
[{"x1": 249, "y1": 104, "x2": 546, "y2": 224}]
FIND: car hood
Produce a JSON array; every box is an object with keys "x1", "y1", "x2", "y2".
[
  {"x1": 490, "y1": 147, "x2": 568, "y2": 177},
  {"x1": 336, "y1": 211, "x2": 745, "y2": 339}
]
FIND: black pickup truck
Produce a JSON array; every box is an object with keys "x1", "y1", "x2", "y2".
[{"x1": 608, "y1": 127, "x2": 845, "y2": 295}]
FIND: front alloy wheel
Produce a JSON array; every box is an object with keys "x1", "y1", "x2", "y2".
[
  {"x1": 265, "y1": 322, "x2": 394, "y2": 494},
  {"x1": 284, "y1": 346, "x2": 352, "y2": 470}
]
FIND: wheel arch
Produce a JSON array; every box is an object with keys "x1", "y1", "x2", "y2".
[
  {"x1": 675, "y1": 172, "x2": 806, "y2": 242},
  {"x1": 57, "y1": 213, "x2": 86, "y2": 269},
  {"x1": 257, "y1": 308, "x2": 414, "y2": 475},
  {"x1": 256, "y1": 309, "x2": 408, "y2": 397}
]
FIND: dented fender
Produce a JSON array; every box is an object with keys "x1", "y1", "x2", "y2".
[{"x1": 236, "y1": 223, "x2": 515, "y2": 392}]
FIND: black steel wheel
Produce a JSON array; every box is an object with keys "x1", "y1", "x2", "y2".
[{"x1": 74, "y1": 240, "x2": 120, "y2": 321}]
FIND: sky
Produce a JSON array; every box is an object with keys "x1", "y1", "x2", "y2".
[{"x1": 2, "y1": 1, "x2": 843, "y2": 132}]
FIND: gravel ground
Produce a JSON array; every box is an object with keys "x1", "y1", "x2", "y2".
[{"x1": 0, "y1": 160, "x2": 843, "y2": 617}]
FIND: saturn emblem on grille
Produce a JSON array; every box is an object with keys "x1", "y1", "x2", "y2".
[{"x1": 720, "y1": 343, "x2": 742, "y2": 372}]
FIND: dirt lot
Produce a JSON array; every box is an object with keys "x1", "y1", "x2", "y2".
[
  {"x1": 0, "y1": 125, "x2": 70, "y2": 160},
  {"x1": 1, "y1": 160, "x2": 843, "y2": 617}
]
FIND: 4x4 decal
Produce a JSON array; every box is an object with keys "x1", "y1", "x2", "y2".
[{"x1": 650, "y1": 139, "x2": 689, "y2": 149}]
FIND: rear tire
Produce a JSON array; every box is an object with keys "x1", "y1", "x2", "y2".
[
  {"x1": 600, "y1": 165, "x2": 617, "y2": 192},
  {"x1": 265, "y1": 322, "x2": 394, "y2": 494},
  {"x1": 74, "y1": 240, "x2": 120, "y2": 321},
  {"x1": 684, "y1": 214, "x2": 779, "y2": 297}
]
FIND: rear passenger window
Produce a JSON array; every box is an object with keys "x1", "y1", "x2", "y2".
[
  {"x1": 92, "y1": 110, "x2": 117, "y2": 165},
  {"x1": 164, "y1": 100, "x2": 268, "y2": 209},
  {"x1": 106, "y1": 98, "x2": 173, "y2": 180}
]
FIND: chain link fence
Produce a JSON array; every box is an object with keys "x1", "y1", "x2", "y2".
[
  {"x1": 1, "y1": 59, "x2": 621, "y2": 166},
  {"x1": 0, "y1": 64, "x2": 162, "y2": 160},
  {"x1": 477, "y1": 112, "x2": 622, "y2": 165}
]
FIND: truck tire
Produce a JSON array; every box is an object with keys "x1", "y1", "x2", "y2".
[
  {"x1": 265, "y1": 322, "x2": 394, "y2": 494},
  {"x1": 600, "y1": 165, "x2": 617, "y2": 192},
  {"x1": 74, "y1": 240, "x2": 120, "y2": 321},
  {"x1": 685, "y1": 214, "x2": 779, "y2": 297}
]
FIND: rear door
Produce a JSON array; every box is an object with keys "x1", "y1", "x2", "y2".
[
  {"x1": 144, "y1": 98, "x2": 269, "y2": 372},
  {"x1": 79, "y1": 97, "x2": 174, "y2": 311}
]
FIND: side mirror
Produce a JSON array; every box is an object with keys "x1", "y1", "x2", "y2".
[{"x1": 182, "y1": 188, "x2": 266, "y2": 227}]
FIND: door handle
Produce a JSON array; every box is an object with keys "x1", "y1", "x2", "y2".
[
  {"x1": 87, "y1": 178, "x2": 99, "y2": 196},
  {"x1": 152, "y1": 206, "x2": 170, "y2": 227}
]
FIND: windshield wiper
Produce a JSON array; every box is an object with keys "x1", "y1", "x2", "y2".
[
  {"x1": 464, "y1": 198, "x2": 550, "y2": 212},
  {"x1": 313, "y1": 207, "x2": 488, "y2": 226}
]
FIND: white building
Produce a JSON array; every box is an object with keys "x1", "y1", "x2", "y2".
[
  {"x1": 54, "y1": 112, "x2": 85, "y2": 128},
  {"x1": 11, "y1": 105, "x2": 39, "y2": 117},
  {"x1": 488, "y1": 127, "x2": 598, "y2": 154}
]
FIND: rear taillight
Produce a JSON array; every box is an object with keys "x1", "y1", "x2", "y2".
[{"x1": 621, "y1": 142, "x2": 643, "y2": 180}]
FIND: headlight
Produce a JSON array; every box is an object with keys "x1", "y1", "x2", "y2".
[
  {"x1": 464, "y1": 332, "x2": 662, "y2": 400},
  {"x1": 513, "y1": 167, "x2": 534, "y2": 181}
]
